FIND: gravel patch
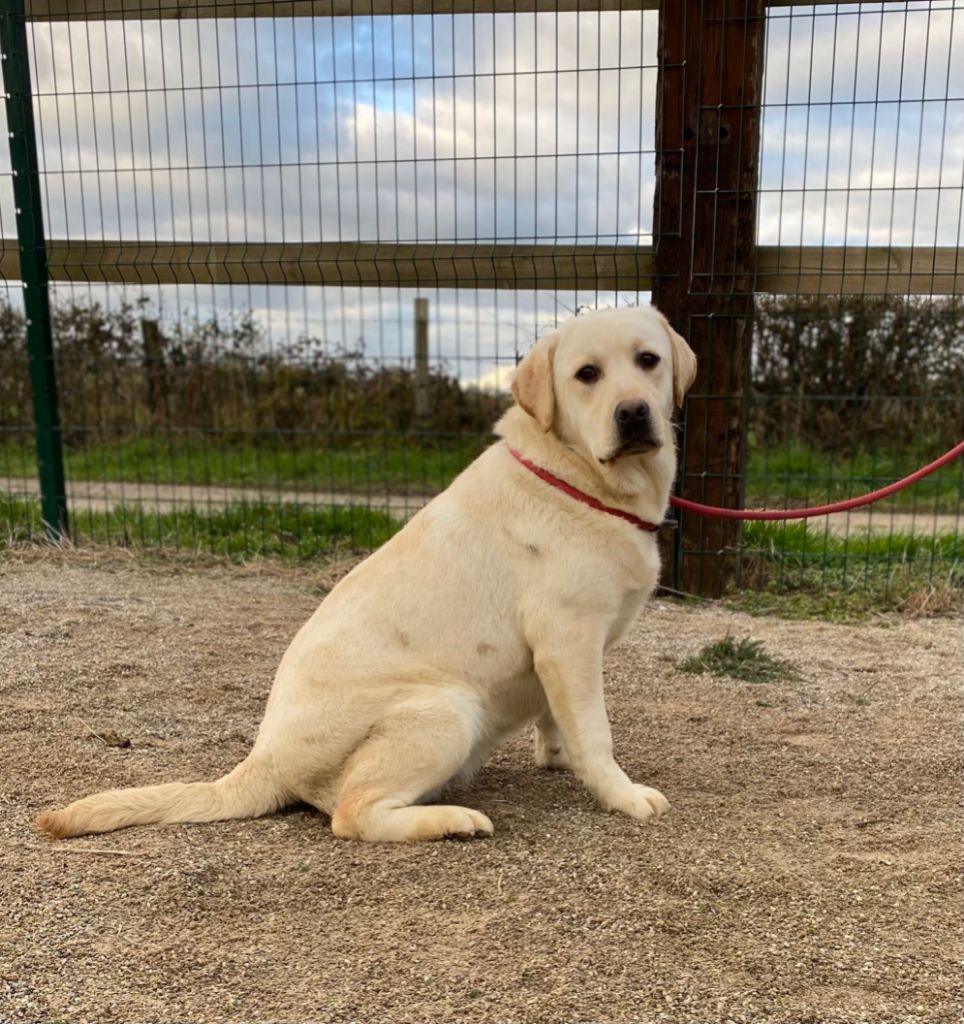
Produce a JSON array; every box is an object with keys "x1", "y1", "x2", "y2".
[{"x1": 1, "y1": 550, "x2": 961, "y2": 1024}]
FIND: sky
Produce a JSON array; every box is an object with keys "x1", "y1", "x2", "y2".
[{"x1": 0, "y1": 3, "x2": 961, "y2": 388}]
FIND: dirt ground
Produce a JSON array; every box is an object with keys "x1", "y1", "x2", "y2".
[{"x1": 1, "y1": 551, "x2": 961, "y2": 1024}]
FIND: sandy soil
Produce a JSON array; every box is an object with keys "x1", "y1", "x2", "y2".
[{"x1": 0, "y1": 551, "x2": 961, "y2": 1024}]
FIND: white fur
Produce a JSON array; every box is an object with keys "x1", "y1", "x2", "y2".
[{"x1": 37, "y1": 306, "x2": 696, "y2": 843}]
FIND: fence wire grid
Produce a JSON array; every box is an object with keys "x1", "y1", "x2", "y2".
[{"x1": 0, "y1": 1, "x2": 961, "y2": 610}]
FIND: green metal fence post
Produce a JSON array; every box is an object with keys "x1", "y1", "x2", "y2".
[{"x1": 0, "y1": 0, "x2": 67, "y2": 539}]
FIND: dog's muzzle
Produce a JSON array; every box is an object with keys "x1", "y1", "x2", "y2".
[{"x1": 612, "y1": 399, "x2": 660, "y2": 455}]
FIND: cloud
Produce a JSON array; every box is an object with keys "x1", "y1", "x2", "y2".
[
  {"x1": 764, "y1": 4, "x2": 964, "y2": 106},
  {"x1": 0, "y1": 5, "x2": 960, "y2": 386},
  {"x1": 6, "y1": 7, "x2": 959, "y2": 249},
  {"x1": 759, "y1": 4, "x2": 964, "y2": 245},
  {"x1": 13, "y1": 11, "x2": 658, "y2": 245}
]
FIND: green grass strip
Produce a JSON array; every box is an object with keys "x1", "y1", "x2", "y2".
[
  {"x1": 1, "y1": 497, "x2": 401, "y2": 561},
  {"x1": 2, "y1": 438, "x2": 961, "y2": 511},
  {"x1": 745, "y1": 444, "x2": 963, "y2": 512}
]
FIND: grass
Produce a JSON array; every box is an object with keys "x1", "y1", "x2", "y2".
[
  {"x1": 680, "y1": 636, "x2": 798, "y2": 683},
  {"x1": 3, "y1": 445, "x2": 961, "y2": 620},
  {"x1": 726, "y1": 585, "x2": 957, "y2": 623},
  {"x1": 745, "y1": 444, "x2": 963, "y2": 512},
  {"x1": 3, "y1": 437, "x2": 960, "y2": 511},
  {"x1": 5, "y1": 495, "x2": 960, "y2": 621},
  {"x1": 743, "y1": 518, "x2": 964, "y2": 566},
  {"x1": 731, "y1": 520, "x2": 964, "y2": 621},
  {"x1": 0, "y1": 436, "x2": 488, "y2": 495},
  {"x1": 1, "y1": 497, "x2": 401, "y2": 561}
]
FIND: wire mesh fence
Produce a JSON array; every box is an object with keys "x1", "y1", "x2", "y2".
[{"x1": 0, "y1": 1, "x2": 961, "y2": 610}]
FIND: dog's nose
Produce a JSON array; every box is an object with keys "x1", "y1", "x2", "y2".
[{"x1": 614, "y1": 399, "x2": 650, "y2": 427}]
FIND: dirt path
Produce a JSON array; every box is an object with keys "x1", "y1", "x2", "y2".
[
  {"x1": 3, "y1": 475, "x2": 960, "y2": 536},
  {"x1": 1, "y1": 552, "x2": 961, "y2": 1022},
  {"x1": 1, "y1": 475, "x2": 431, "y2": 519}
]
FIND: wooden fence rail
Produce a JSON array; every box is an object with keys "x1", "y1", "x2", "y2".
[{"x1": 1, "y1": 240, "x2": 960, "y2": 295}]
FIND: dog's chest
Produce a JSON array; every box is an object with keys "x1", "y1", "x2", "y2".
[{"x1": 605, "y1": 585, "x2": 653, "y2": 649}]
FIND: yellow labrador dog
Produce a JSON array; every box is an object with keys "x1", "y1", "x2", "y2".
[{"x1": 38, "y1": 305, "x2": 696, "y2": 844}]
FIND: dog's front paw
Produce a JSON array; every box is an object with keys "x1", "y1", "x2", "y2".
[{"x1": 605, "y1": 783, "x2": 669, "y2": 822}]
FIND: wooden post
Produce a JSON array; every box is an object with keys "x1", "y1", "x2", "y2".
[
  {"x1": 140, "y1": 318, "x2": 168, "y2": 421},
  {"x1": 653, "y1": 0, "x2": 765, "y2": 597},
  {"x1": 413, "y1": 297, "x2": 430, "y2": 425}
]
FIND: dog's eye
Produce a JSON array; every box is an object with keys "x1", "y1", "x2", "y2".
[
  {"x1": 637, "y1": 352, "x2": 660, "y2": 370},
  {"x1": 575, "y1": 365, "x2": 600, "y2": 384}
]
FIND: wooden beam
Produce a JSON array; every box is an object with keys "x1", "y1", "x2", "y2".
[
  {"x1": 21, "y1": 0, "x2": 884, "y2": 19},
  {"x1": 0, "y1": 239, "x2": 655, "y2": 290},
  {"x1": 653, "y1": 0, "x2": 766, "y2": 598},
  {"x1": 23, "y1": 1, "x2": 655, "y2": 19},
  {"x1": 0, "y1": 240, "x2": 960, "y2": 293},
  {"x1": 755, "y1": 245, "x2": 964, "y2": 296}
]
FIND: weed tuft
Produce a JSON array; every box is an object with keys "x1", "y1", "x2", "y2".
[{"x1": 680, "y1": 635, "x2": 798, "y2": 683}]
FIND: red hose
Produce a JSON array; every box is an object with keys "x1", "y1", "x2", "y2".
[{"x1": 668, "y1": 440, "x2": 964, "y2": 522}]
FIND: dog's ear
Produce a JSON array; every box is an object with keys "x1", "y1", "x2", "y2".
[
  {"x1": 511, "y1": 332, "x2": 558, "y2": 432},
  {"x1": 655, "y1": 310, "x2": 698, "y2": 408}
]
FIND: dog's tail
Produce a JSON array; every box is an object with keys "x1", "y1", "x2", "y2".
[{"x1": 35, "y1": 754, "x2": 286, "y2": 840}]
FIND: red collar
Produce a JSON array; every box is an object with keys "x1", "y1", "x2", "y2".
[{"x1": 506, "y1": 445, "x2": 661, "y2": 533}]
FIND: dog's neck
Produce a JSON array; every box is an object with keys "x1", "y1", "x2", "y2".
[{"x1": 494, "y1": 406, "x2": 676, "y2": 528}]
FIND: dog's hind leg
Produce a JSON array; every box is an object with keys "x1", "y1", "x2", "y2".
[
  {"x1": 533, "y1": 709, "x2": 571, "y2": 770},
  {"x1": 327, "y1": 689, "x2": 493, "y2": 843}
]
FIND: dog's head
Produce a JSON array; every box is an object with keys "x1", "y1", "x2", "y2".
[{"x1": 511, "y1": 306, "x2": 697, "y2": 470}]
